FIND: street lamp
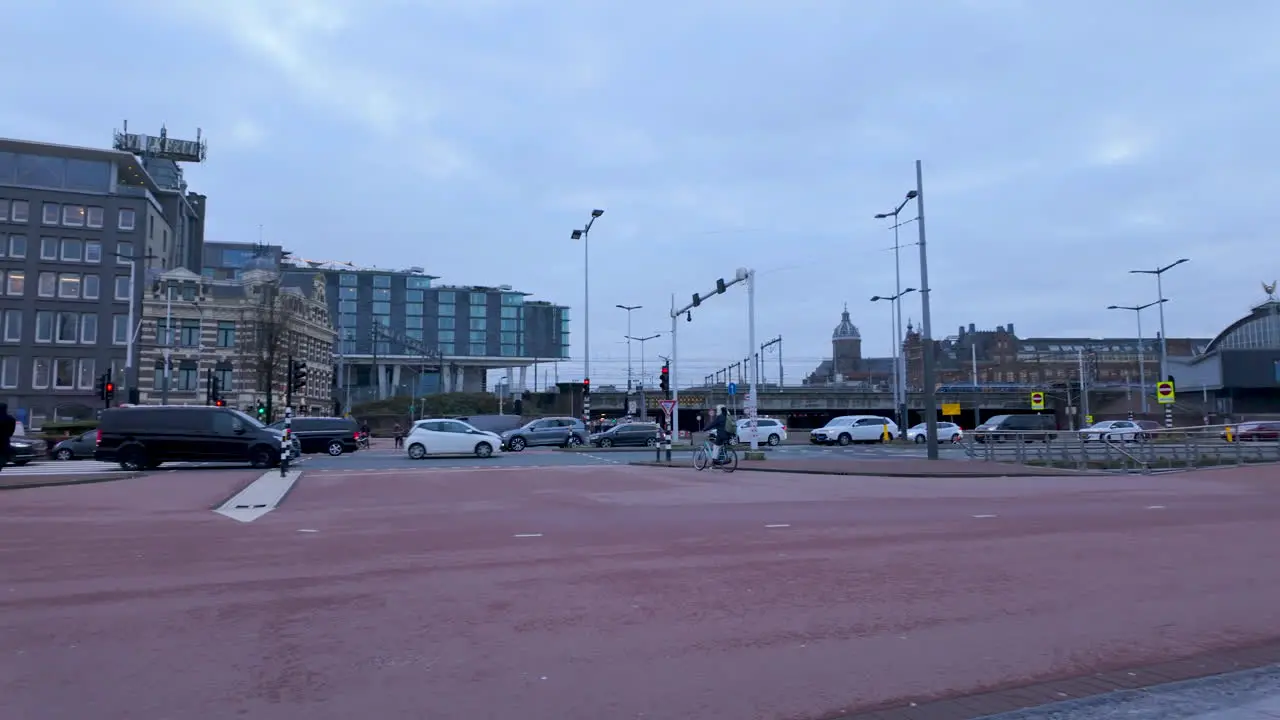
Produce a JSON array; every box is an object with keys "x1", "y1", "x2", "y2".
[
  {"x1": 616, "y1": 304, "x2": 642, "y2": 392},
  {"x1": 871, "y1": 288, "x2": 917, "y2": 435},
  {"x1": 1107, "y1": 299, "x2": 1167, "y2": 415},
  {"x1": 875, "y1": 193, "x2": 917, "y2": 434},
  {"x1": 570, "y1": 209, "x2": 604, "y2": 423},
  {"x1": 1128, "y1": 258, "x2": 1189, "y2": 381}
]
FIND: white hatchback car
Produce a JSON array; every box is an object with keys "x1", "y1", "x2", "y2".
[
  {"x1": 906, "y1": 421, "x2": 964, "y2": 443},
  {"x1": 809, "y1": 415, "x2": 899, "y2": 445},
  {"x1": 1079, "y1": 420, "x2": 1144, "y2": 443},
  {"x1": 732, "y1": 417, "x2": 789, "y2": 446},
  {"x1": 405, "y1": 418, "x2": 504, "y2": 459}
]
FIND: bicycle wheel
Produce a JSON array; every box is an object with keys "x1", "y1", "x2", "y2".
[
  {"x1": 719, "y1": 447, "x2": 738, "y2": 473},
  {"x1": 692, "y1": 447, "x2": 709, "y2": 471}
]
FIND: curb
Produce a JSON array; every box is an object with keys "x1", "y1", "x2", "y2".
[
  {"x1": 0, "y1": 471, "x2": 145, "y2": 491},
  {"x1": 626, "y1": 461, "x2": 1090, "y2": 478}
]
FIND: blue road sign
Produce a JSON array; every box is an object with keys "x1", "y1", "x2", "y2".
[{"x1": 727, "y1": 382, "x2": 737, "y2": 396}]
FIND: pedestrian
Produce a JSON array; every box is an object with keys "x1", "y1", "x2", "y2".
[
  {"x1": 393, "y1": 423, "x2": 403, "y2": 449},
  {"x1": 0, "y1": 403, "x2": 15, "y2": 473}
]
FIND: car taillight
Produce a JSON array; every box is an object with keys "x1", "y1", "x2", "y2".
[
  {"x1": 95, "y1": 429, "x2": 102, "y2": 443},
  {"x1": 781, "y1": 426, "x2": 786, "y2": 432}
]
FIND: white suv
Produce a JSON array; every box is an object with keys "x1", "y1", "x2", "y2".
[
  {"x1": 809, "y1": 415, "x2": 898, "y2": 445},
  {"x1": 731, "y1": 417, "x2": 788, "y2": 446}
]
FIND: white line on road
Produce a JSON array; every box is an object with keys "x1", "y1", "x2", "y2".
[
  {"x1": 214, "y1": 469, "x2": 301, "y2": 523},
  {"x1": 972, "y1": 514, "x2": 998, "y2": 518},
  {"x1": 765, "y1": 524, "x2": 791, "y2": 528},
  {"x1": 513, "y1": 533, "x2": 543, "y2": 538},
  {"x1": 297, "y1": 528, "x2": 319, "y2": 533},
  {"x1": 1146, "y1": 505, "x2": 1166, "y2": 510}
]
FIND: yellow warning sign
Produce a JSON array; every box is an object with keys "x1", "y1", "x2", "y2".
[
  {"x1": 1030, "y1": 391, "x2": 1045, "y2": 410},
  {"x1": 941, "y1": 403, "x2": 961, "y2": 416}
]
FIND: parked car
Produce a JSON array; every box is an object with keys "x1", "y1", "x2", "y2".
[
  {"x1": 972, "y1": 414, "x2": 1058, "y2": 443},
  {"x1": 809, "y1": 415, "x2": 898, "y2": 445},
  {"x1": 501, "y1": 417, "x2": 587, "y2": 451},
  {"x1": 405, "y1": 418, "x2": 504, "y2": 459},
  {"x1": 1079, "y1": 419, "x2": 1146, "y2": 443},
  {"x1": 1235, "y1": 421, "x2": 1280, "y2": 441},
  {"x1": 94, "y1": 405, "x2": 288, "y2": 470},
  {"x1": 267, "y1": 416, "x2": 360, "y2": 455},
  {"x1": 590, "y1": 422, "x2": 661, "y2": 448},
  {"x1": 906, "y1": 421, "x2": 963, "y2": 443},
  {"x1": 52, "y1": 430, "x2": 98, "y2": 460},
  {"x1": 730, "y1": 417, "x2": 788, "y2": 446},
  {"x1": 6, "y1": 435, "x2": 41, "y2": 466}
]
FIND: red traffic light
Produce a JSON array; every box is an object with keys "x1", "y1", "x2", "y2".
[
  {"x1": 105, "y1": 382, "x2": 114, "y2": 392},
  {"x1": 215, "y1": 399, "x2": 226, "y2": 407},
  {"x1": 660, "y1": 367, "x2": 668, "y2": 374},
  {"x1": 583, "y1": 378, "x2": 590, "y2": 386}
]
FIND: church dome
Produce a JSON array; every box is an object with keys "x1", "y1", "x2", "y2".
[{"x1": 832, "y1": 305, "x2": 860, "y2": 340}]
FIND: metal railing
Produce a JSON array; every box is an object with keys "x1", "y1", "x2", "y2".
[{"x1": 959, "y1": 424, "x2": 1280, "y2": 474}]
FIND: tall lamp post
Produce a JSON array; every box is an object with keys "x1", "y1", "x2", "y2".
[
  {"x1": 875, "y1": 195, "x2": 916, "y2": 438},
  {"x1": 1107, "y1": 299, "x2": 1167, "y2": 415},
  {"x1": 1129, "y1": 258, "x2": 1189, "y2": 428},
  {"x1": 616, "y1": 304, "x2": 642, "y2": 392},
  {"x1": 871, "y1": 288, "x2": 917, "y2": 435},
  {"x1": 570, "y1": 209, "x2": 604, "y2": 423},
  {"x1": 627, "y1": 332, "x2": 660, "y2": 419}
]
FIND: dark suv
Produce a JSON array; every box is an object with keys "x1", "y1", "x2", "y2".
[
  {"x1": 500, "y1": 417, "x2": 587, "y2": 451},
  {"x1": 268, "y1": 416, "x2": 360, "y2": 455},
  {"x1": 94, "y1": 405, "x2": 287, "y2": 470}
]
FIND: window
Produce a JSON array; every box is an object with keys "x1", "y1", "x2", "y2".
[
  {"x1": 60, "y1": 238, "x2": 82, "y2": 261},
  {"x1": 502, "y1": 293, "x2": 523, "y2": 306},
  {"x1": 2, "y1": 309, "x2": 20, "y2": 342},
  {"x1": 83, "y1": 274, "x2": 99, "y2": 299},
  {"x1": 215, "y1": 365, "x2": 233, "y2": 393},
  {"x1": 439, "y1": 303, "x2": 455, "y2": 317},
  {"x1": 8, "y1": 235, "x2": 25, "y2": 258},
  {"x1": 152, "y1": 360, "x2": 166, "y2": 391},
  {"x1": 500, "y1": 306, "x2": 520, "y2": 319},
  {"x1": 5, "y1": 270, "x2": 24, "y2": 295},
  {"x1": 62, "y1": 205, "x2": 85, "y2": 227},
  {"x1": 339, "y1": 274, "x2": 358, "y2": 287},
  {"x1": 38, "y1": 272, "x2": 55, "y2": 297},
  {"x1": 156, "y1": 319, "x2": 173, "y2": 346},
  {"x1": 403, "y1": 304, "x2": 421, "y2": 318},
  {"x1": 374, "y1": 315, "x2": 390, "y2": 327},
  {"x1": 373, "y1": 288, "x2": 391, "y2": 301},
  {"x1": 375, "y1": 342, "x2": 390, "y2": 354},
  {"x1": 180, "y1": 320, "x2": 200, "y2": 347},
  {"x1": 405, "y1": 316, "x2": 423, "y2": 329},
  {"x1": 338, "y1": 300, "x2": 357, "y2": 313},
  {"x1": 31, "y1": 358, "x2": 51, "y2": 389},
  {"x1": 42, "y1": 203, "x2": 59, "y2": 225},
  {"x1": 216, "y1": 321, "x2": 236, "y2": 347},
  {"x1": 372, "y1": 302, "x2": 391, "y2": 315},
  {"x1": 406, "y1": 329, "x2": 423, "y2": 340},
  {"x1": 0, "y1": 200, "x2": 5, "y2": 222},
  {"x1": 501, "y1": 318, "x2": 518, "y2": 331},
  {"x1": 501, "y1": 345, "x2": 518, "y2": 357},
  {"x1": 35, "y1": 311, "x2": 53, "y2": 343},
  {"x1": 438, "y1": 342, "x2": 454, "y2": 355},
  {"x1": 58, "y1": 273, "x2": 81, "y2": 298},
  {"x1": 406, "y1": 276, "x2": 431, "y2": 290},
  {"x1": 113, "y1": 275, "x2": 130, "y2": 300},
  {"x1": 437, "y1": 291, "x2": 455, "y2": 304},
  {"x1": 373, "y1": 275, "x2": 391, "y2": 288},
  {"x1": 501, "y1": 332, "x2": 518, "y2": 344},
  {"x1": 10, "y1": 200, "x2": 28, "y2": 223},
  {"x1": 80, "y1": 314, "x2": 98, "y2": 344},
  {"x1": 470, "y1": 318, "x2": 486, "y2": 331},
  {"x1": 339, "y1": 314, "x2": 357, "y2": 327},
  {"x1": 112, "y1": 315, "x2": 128, "y2": 344},
  {"x1": 469, "y1": 304, "x2": 486, "y2": 318},
  {"x1": 78, "y1": 358, "x2": 96, "y2": 389},
  {"x1": 56, "y1": 312, "x2": 78, "y2": 343},
  {"x1": 53, "y1": 358, "x2": 75, "y2": 389},
  {"x1": 40, "y1": 236, "x2": 57, "y2": 259},
  {"x1": 177, "y1": 362, "x2": 198, "y2": 391},
  {"x1": 86, "y1": 206, "x2": 104, "y2": 229},
  {"x1": 438, "y1": 330, "x2": 455, "y2": 343},
  {"x1": 339, "y1": 287, "x2": 357, "y2": 300},
  {"x1": 406, "y1": 290, "x2": 424, "y2": 302},
  {"x1": 84, "y1": 239, "x2": 102, "y2": 263},
  {"x1": 469, "y1": 331, "x2": 486, "y2": 343},
  {"x1": 0, "y1": 357, "x2": 17, "y2": 389},
  {"x1": 118, "y1": 208, "x2": 136, "y2": 231},
  {"x1": 116, "y1": 241, "x2": 133, "y2": 264},
  {"x1": 470, "y1": 343, "x2": 487, "y2": 356},
  {"x1": 438, "y1": 316, "x2": 455, "y2": 330}
]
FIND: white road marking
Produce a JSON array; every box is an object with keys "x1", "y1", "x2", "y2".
[
  {"x1": 297, "y1": 528, "x2": 319, "y2": 533},
  {"x1": 513, "y1": 533, "x2": 543, "y2": 538},
  {"x1": 214, "y1": 469, "x2": 301, "y2": 523},
  {"x1": 765, "y1": 524, "x2": 791, "y2": 529},
  {"x1": 1146, "y1": 505, "x2": 1166, "y2": 510},
  {"x1": 972, "y1": 514, "x2": 998, "y2": 519}
]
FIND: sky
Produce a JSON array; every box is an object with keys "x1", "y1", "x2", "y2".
[{"x1": 4, "y1": 0, "x2": 1278, "y2": 388}]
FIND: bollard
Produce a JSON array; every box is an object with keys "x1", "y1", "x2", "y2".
[
  {"x1": 881, "y1": 424, "x2": 891, "y2": 443},
  {"x1": 1225, "y1": 426, "x2": 1234, "y2": 443},
  {"x1": 655, "y1": 430, "x2": 663, "y2": 462},
  {"x1": 279, "y1": 409, "x2": 293, "y2": 477}
]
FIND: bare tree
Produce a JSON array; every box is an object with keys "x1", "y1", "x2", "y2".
[{"x1": 238, "y1": 278, "x2": 302, "y2": 422}]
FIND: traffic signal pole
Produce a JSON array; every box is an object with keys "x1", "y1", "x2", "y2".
[{"x1": 285, "y1": 355, "x2": 294, "y2": 412}]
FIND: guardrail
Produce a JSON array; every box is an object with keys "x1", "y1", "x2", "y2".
[{"x1": 959, "y1": 424, "x2": 1280, "y2": 474}]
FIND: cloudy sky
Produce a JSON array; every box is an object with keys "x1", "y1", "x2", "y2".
[{"x1": 4, "y1": 0, "x2": 1277, "y2": 387}]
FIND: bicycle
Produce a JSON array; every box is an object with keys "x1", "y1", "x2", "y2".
[{"x1": 693, "y1": 438, "x2": 738, "y2": 473}]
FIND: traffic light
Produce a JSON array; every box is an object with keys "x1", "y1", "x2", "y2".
[
  {"x1": 715, "y1": 278, "x2": 727, "y2": 294},
  {"x1": 257, "y1": 403, "x2": 266, "y2": 418},
  {"x1": 215, "y1": 399, "x2": 226, "y2": 407},
  {"x1": 210, "y1": 375, "x2": 222, "y2": 405},
  {"x1": 292, "y1": 359, "x2": 308, "y2": 391},
  {"x1": 95, "y1": 373, "x2": 106, "y2": 400},
  {"x1": 104, "y1": 380, "x2": 114, "y2": 403},
  {"x1": 659, "y1": 362, "x2": 670, "y2": 393},
  {"x1": 582, "y1": 377, "x2": 590, "y2": 395}
]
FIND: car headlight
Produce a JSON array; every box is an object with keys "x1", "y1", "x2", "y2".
[{"x1": 11, "y1": 441, "x2": 31, "y2": 449}]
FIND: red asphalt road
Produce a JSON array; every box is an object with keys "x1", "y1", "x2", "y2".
[{"x1": 3, "y1": 466, "x2": 1280, "y2": 720}]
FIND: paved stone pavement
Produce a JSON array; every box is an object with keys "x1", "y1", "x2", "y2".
[{"x1": 634, "y1": 456, "x2": 1093, "y2": 477}]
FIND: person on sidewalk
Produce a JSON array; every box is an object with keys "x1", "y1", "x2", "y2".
[
  {"x1": 0, "y1": 403, "x2": 16, "y2": 473},
  {"x1": 393, "y1": 423, "x2": 403, "y2": 449}
]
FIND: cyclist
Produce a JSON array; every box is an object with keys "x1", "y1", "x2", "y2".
[{"x1": 706, "y1": 405, "x2": 731, "y2": 463}]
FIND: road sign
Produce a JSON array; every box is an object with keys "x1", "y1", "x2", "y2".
[
  {"x1": 727, "y1": 382, "x2": 737, "y2": 396},
  {"x1": 941, "y1": 402, "x2": 961, "y2": 416},
  {"x1": 1030, "y1": 391, "x2": 1045, "y2": 410},
  {"x1": 1085, "y1": 414, "x2": 1094, "y2": 425},
  {"x1": 1157, "y1": 381, "x2": 1175, "y2": 404}
]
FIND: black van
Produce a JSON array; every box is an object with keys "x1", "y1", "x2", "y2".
[
  {"x1": 973, "y1": 414, "x2": 1058, "y2": 443},
  {"x1": 267, "y1": 416, "x2": 360, "y2": 455},
  {"x1": 94, "y1": 406, "x2": 287, "y2": 470}
]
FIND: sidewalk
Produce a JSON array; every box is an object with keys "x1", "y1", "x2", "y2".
[
  {"x1": 0, "y1": 471, "x2": 141, "y2": 490},
  {"x1": 631, "y1": 456, "x2": 1093, "y2": 477}
]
